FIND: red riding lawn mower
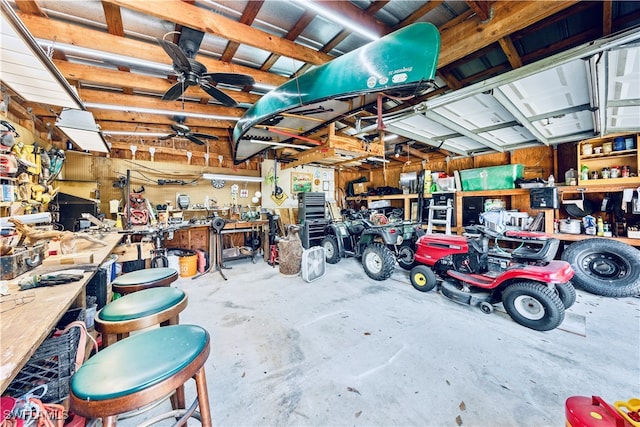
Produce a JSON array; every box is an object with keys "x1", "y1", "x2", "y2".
[{"x1": 409, "y1": 225, "x2": 576, "y2": 331}]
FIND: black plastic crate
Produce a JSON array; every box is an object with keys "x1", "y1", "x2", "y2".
[
  {"x1": 86, "y1": 268, "x2": 108, "y2": 309},
  {"x1": 5, "y1": 308, "x2": 84, "y2": 403}
]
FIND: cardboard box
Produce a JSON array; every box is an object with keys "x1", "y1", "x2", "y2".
[
  {"x1": 353, "y1": 182, "x2": 368, "y2": 195},
  {"x1": 459, "y1": 164, "x2": 524, "y2": 191}
]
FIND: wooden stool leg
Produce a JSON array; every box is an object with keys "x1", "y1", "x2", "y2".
[
  {"x1": 170, "y1": 384, "x2": 186, "y2": 411},
  {"x1": 102, "y1": 415, "x2": 117, "y2": 427},
  {"x1": 195, "y1": 367, "x2": 212, "y2": 427},
  {"x1": 102, "y1": 333, "x2": 115, "y2": 348}
]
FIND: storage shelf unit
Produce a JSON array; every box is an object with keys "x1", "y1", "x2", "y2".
[
  {"x1": 577, "y1": 133, "x2": 639, "y2": 186},
  {"x1": 554, "y1": 184, "x2": 640, "y2": 247}
]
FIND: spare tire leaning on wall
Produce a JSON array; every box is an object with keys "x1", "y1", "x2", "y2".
[{"x1": 561, "y1": 238, "x2": 640, "y2": 297}]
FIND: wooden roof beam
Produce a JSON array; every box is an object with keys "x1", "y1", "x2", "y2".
[
  {"x1": 438, "y1": 0, "x2": 579, "y2": 68},
  {"x1": 17, "y1": 13, "x2": 287, "y2": 88},
  {"x1": 104, "y1": 0, "x2": 334, "y2": 66}
]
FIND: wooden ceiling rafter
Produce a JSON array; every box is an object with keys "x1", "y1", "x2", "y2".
[
  {"x1": 16, "y1": 12, "x2": 287, "y2": 88},
  {"x1": 103, "y1": 0, "x2": 334, "y2": 66}
]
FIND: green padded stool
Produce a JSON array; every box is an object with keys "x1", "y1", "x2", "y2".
[
  {"x1": 70, "y1": 324, "x2": 212, "y2": 427},
  {"x1": 112, "y1": 267, "x2": 178, "y2": 296},
  {"x1": 95, "y1": 287, "x2": 188, "y2": 348}
]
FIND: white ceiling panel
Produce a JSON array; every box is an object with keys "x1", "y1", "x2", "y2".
[
  {"x1": 497, "y1": 60, "x2": 590, "y2": 117},
  {"x1": 433, "y1": 93, "x2": 516, "y2": 130},
  {"x1": 479, "y1": 126, "x2": 537, "y2": 147},
  {"x1": 607, "y1": 105, "x2": 640, "y2": 131},
  {"x1": 531, "y1": 110, "x2": 595, "y2": 139},
  {"x1": 607, "y1": 44, "x2": 640, "y2": 102}
]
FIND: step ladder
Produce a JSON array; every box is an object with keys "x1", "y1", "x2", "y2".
[{"x1": 426, "y1": 199, "x2": 453, "y2": 235}]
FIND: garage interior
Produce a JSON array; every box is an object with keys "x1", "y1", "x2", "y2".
[{"x1": 1, "y1": 1, "x2": 640, "y2": 426}]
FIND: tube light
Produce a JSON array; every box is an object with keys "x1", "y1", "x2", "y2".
[
  {"x1": 56, "y1": 109, "x2": 110, "y2": 152},
  {"x1": 291, "y1": 0, "x2": 380, "y2": 41},
  {"x1": 102, "y1": 130, "x2": 169, "y2": 137},
  {"x1": 248, "y1": 139, "x2": 312, "y2": 150},
  {"x1": 202, "y1": 173, "x2": 263, "y2": 183},
  {"x1": 84, "y1": 103, "x2": 240, "y2": 121}
]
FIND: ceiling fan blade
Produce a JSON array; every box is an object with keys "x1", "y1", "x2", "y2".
[
  {"x1": 158, "y1": 133, "x2": 177, "y2": 140},
  {"x1": 162, "y1": 81, "x2": 186, "y2": 101},
  {"x1": 157, "y1": 38, "x2": 191, "y2": 73},
  {"x1": 201, "y1": 72, "x2": 255, "y2": 86},
  {"x1": 186, "y1": 134, "x2": 205, "y2": 145},
  {"x1": 200, "y1": 82, "x2": 238, "y2": 107},
  {"x1": 190, "y1": 132, "x2": 219, "y2": 140}
]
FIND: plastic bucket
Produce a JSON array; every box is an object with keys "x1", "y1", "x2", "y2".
[
  {"x1": 565, "y1": 396, "x2": 626, "y2": 427},
  {"x1": 178, "y1": 251, "x2": 197, "y2": 277}
]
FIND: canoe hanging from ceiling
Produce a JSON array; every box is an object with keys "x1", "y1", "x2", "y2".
[{"x1": 232, "y1": 22, "x2": 441, "y2": 164}]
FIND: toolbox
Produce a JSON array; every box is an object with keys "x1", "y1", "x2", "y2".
[{"x1": 0, "y1": 244, "x2": 46, "y2": 280}]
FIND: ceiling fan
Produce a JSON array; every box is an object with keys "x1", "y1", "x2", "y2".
[
  {"x1": 159, "y1": 120, "x2": 219, "y2": 146},
  {"x1": 157, "y1": 27, "x2": 255, "y2": 107}
]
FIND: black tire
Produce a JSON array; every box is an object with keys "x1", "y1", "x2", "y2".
[
  {"x1": 479, "y1": 301, "x2": 494, "y2": 314},
  {"x1": 555, "y1": 282, "x2": 576, "y2": 309},
  {"x1": 561, "y1": 238, "x2": 640, "y2": 297},
  {"x1": 501, "y1": 281, "x2": 565, "y2": 331},
  {"x1": 361, "y1": 243, "x2": 396, "y2": 281},
  {"x1": 397, "y1": 244, "x2": 417, "y2": 270},
  {"x1": 409, "y1": 265, "x2": 438, "y2": 292},
  {"x1": 321, "y1": 235, "x2": 341, "y2": 264}
]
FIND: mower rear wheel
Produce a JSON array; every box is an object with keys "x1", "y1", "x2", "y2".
[
  {"x1": 362, "y1": 243, "x2": 395, "y2": 281},
  {"x1": 409, "y1": 265, "x2": 437, "y2": 292},
  {"x1": 322, "y1": 235, "x2": 341, "y2": 264},
  {"x1": 501, "y1": 281, "x2": 565, "y2": 331},
  {"x1": 555, "y1": 282, "x2": 576, "y2": 309}
]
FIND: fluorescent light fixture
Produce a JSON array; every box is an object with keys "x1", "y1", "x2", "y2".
[
  {"x1": 84, "y1": 103, "x2": 240, "y2": 121},
  {"x1": 37, "y1": 40, "x2": 173, "y2": 74},
  {"x1": 251, "y1": 82, "x2": 277, "y2": 92},
  {"x1": 56, "y1": 109, "x2": 110, "y2": 153},
  {"x1": 102, "y1": 130, "x2": 169, "y2": 137},
  {"x1": 0, "y1": 1, "x2": 83, "y2": 108},
  {"x1": 367, "y1": 157, "x2": 389, "y2": 163},
  {"x1": 248, "y1": 139, "x2": 312, "y2": 150},
  {"x1": 291, "y1": 0, "x2": 380, "y2": 41},
  {"x1": 202, "y1": 173, "x2": 263, "y2": 183}
]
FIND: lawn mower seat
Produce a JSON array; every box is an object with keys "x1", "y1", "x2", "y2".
[{"x1": 511, "y1": 238, "x2": 560, "y2": 263}]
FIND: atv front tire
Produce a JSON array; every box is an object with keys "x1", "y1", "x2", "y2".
[
  {"x1": 561, "y1": 238, "x2": 640, "y2": 297},
  {"x1": 410, "y1": 265, "x2": 437, "y2": 292},
  {"x1": 501, "y1": 281, "x2": 565, "y2": 331},
  {"x1": 322, "y1": 235, "x2": 341, "y2": 264},
  {"x1": 362, "y1": 243, "x2": 395, "y2": 281}
]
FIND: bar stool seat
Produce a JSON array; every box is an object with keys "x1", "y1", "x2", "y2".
[
  {"x1": 95, "y1": 287, "x2": 188, "y2": 347},
  {"x1": 112, "y1": 267, "x2": 178, "y2": 295},
  {"x1": 70, "y1": 325, "x2": 212, "y2": 426}
]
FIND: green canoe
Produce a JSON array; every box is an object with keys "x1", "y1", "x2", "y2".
[{"x1": 232, "y1": 22, "x2": 440, "y2": 164}]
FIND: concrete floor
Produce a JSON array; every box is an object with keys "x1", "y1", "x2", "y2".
[{"x1": 124, "y1": 256, "x2": 639, "y2": 427}]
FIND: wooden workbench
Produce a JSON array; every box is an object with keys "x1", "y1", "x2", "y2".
[{"x1": 0, "y1": 232, "x2": 123, "y2": 393}]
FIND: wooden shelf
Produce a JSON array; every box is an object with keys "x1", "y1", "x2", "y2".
[
  {"x1": 346, "y1": 193, "x2": 430, "y2": 221},
  {"x1": 578, "y1": 133, "x2": 639, "y2": 186},
  {"x1": 552, "y1": 233, "x2": 640, "y2": 247}
]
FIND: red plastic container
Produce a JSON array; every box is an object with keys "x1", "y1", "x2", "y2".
[{"x1": 566, "y1": 396, "x2": 631, "y2": 427}]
